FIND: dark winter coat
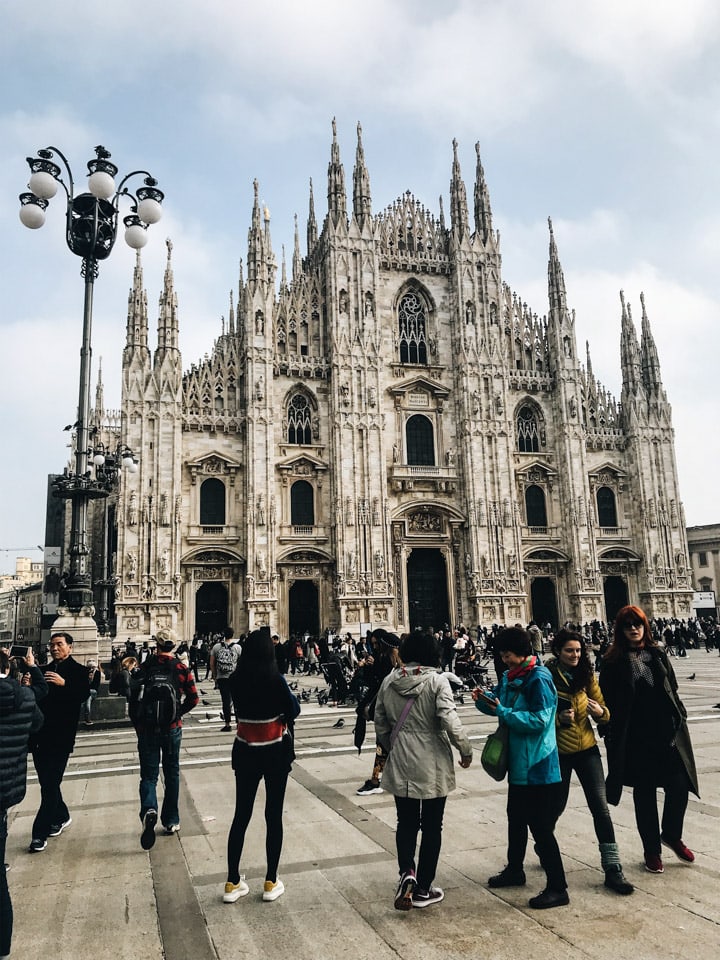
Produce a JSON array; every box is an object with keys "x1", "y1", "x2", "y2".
[
  {"x1": 0, "y1": 676, "x2": 44, "y2": 810},
  {"x1": 29, "y1": 655, "x2": 90, "y2": 755},
  {"x1": 599, "y1": 645, "x2": 699, "y2": 805}
]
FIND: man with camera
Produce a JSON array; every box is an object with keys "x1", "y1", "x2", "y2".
[{"x1": 28, "y1": 632, "x2": 90, "y2": 853}]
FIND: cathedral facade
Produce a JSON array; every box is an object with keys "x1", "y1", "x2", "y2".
[{"x1": 104, "y1": 122, "x2": 692, "y2": 642}]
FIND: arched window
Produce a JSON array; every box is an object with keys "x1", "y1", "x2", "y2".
[
  {"x1": 398, "y1": 291, "x2": 428, "y2": 364},
  {"x1": 287, "y1": 394, "x2": 312, "y2": 444},
  {"x1": 291, "y1": 480, "x2": 314, "y2": 526},
  {"x1": 406, "y1": 414, "x2": 435, "y2": 466},
  {"x1": 517, "y1": 405, "x2": 540, "y2": 453},
  {"x1": 200, "y1": 478, "x2": 225, "y2": 525},
  {"x1": 525, "y1": 485, "x2": 548, "y2": 528},
  {"x1": 597, "y1": 486, "x2": 618, "y2": 527}
]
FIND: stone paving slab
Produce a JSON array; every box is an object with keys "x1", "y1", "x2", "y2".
[{"x1": 5, "y1": 654, "x2": 720, "y2": 959}]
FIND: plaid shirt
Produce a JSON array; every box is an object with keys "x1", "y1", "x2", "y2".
[{"x1": 132, "y1": 653, "x2": 199, "y2": 732}]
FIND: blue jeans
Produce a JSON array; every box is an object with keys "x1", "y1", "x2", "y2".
[
  {"x1": 137, "y1": 726, "x2": 182, "y2": 829},
  {"x1": 83, "y1": 688, "x2": 98, "y2": 721}
]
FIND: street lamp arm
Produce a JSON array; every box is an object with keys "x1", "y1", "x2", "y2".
[{"x1": 32, "y1": 145, "x2": 74, "y2": 200}]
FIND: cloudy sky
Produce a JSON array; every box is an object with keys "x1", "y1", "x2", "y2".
[{"x1": 1, "y1": 0, "x2": 718, "y2": 571}]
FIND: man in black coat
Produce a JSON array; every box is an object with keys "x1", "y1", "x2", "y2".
[
  {"x1": 0, "y1": 647, "x2": 44, "y2": 957},
  {"x1": 28, "y1": 631, "x2": 90, "y2": 852}
]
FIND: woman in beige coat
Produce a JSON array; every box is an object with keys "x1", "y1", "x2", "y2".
[{"x1": 374, "y1": 632, "x2": 472, "y2": 911}]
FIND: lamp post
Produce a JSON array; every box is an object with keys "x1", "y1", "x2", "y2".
[{"x1": 19, "y1": 146, "x2": 163, "y2": 621}]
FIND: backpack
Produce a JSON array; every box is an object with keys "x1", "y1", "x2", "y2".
[
  {"x1": 132, "y1": 657, "x2": 181, "y2": 731},
  {"x1": 215, "y1": 642, "x2": 235, "y2": 673}
]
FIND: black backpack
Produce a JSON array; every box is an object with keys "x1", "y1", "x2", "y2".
[{"x1": 132, "y1": 656, "x2": 181, "y2": 731}]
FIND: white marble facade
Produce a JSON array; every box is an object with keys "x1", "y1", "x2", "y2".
[{"x1": 100, "y1": 123, "x2": 692, "y2": 641}]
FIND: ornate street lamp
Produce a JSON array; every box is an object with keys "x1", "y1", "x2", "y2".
[{"x1": 19, "y1": 146, "x2": 163, "y2": 617}]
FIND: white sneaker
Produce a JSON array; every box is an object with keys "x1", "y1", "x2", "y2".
[
  {"x1": 223, "y1": 878, "x2": 249, "y2": 903},
  {"x1": 262, "y1": 878, "x2": 285, "y2": 901}
]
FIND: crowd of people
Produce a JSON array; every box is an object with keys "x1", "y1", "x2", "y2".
[{"x1": 0, "y1": 604, "x2": 708, "y2": 955}]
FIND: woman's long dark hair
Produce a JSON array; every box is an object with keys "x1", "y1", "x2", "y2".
[
  {"x1": 549, "y1": 629, "x2": 594, "y2": 692},
  {"x1": 604, "y1": 605, "x2": 655, "y2": 663},
  {"x1": 233, "y1": 628, "x2": 279, "y2": 685}
]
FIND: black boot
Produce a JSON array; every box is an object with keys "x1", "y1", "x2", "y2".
[
  {"x1": 600, "y1": 843, "x2": 634, "y2": 895},
  {"x1": 488, "y1": 866, "x2": 526, "y2": 888},
  {"x1": 604, "y1": 865, "x2": 634, "y2": 895},
  {"x1": 528, "y1": 888, "x2": 569, "y2": 909}
]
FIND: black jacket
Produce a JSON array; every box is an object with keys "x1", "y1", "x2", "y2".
[
  {"x1": 30, "y1": 655, "x2": 90, "y2": 755},
  {"x1": 0, "y1": 676, "x2": 44, "y2": 810}
]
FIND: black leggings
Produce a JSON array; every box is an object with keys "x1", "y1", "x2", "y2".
[
  {"x1": 227, "y1": 763, "x2": 290, "y2": 885},
  {"x1": 394, "y1": 795, "x2": 447, "y2": 891}
]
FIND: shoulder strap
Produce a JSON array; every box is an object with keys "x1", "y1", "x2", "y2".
[{"x1": 389, "y1": 697, "x2": 416, "y2": 749}]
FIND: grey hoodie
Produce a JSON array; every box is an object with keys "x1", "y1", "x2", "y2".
[{"x1": 374, "y1": 665, "x2": 472, "y2": 799}]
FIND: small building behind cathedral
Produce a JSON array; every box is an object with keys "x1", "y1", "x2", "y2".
[{"x1": 82, "y1": 122, "x2": 692, "y2": 642}]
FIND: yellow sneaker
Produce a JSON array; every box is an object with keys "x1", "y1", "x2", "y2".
[{"x1": 262, "y1": 878, "x2": 285, "y2": 901}]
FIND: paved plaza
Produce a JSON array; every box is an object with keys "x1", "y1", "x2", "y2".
[{"x1": 5, "y1": 650, "x2": 720, "y2": 960}]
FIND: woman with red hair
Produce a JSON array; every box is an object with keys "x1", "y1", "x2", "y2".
[{"x1": 599, "y1": 605, "x2": 699, "y2": 874}]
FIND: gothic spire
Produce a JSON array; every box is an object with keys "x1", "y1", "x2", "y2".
[
  {"x1": 125, "y1": 249, "x2": 149, "y2": 354},
  {"x1": 246, "y1": 179, "x2": 265, "y2": 284},
  {"x1": 639, "y1": 291, "x2": 663, "y2": 390},
  {"x1": 327, "y1": 117, "x2": 347, "y2": 228},
  {"x1": 547, "y1": 217, "x2": 569, "y2": 320},
  {"x1": 585, "y1": 340, "x2": 593, "y2": 378},
  {"x1": 228, "y1": 289, "x2": 235, "y2": 337},
  {"x1": 307, "y1": 178, "x2": 318, "y2": 253},
  {"x1": 292, "y1": 213, "x2": 302, "y2": 280},
  {"x1": 449, "y1": 139, "x2": 469, "y2": 237},
  {"x1": 280, "y1": 243, "x2": 288, "y2": 293},
  {"x1": 156, "y1": 237, "x2": 179, "y2": 353},
  {"x1": 473, "y1": 142, "x2": 493, "y2": 243},
  {"x1": 352, "y1": 121, "x2": 372, "y2": 228},
  {"x1": 93, "y1": 357, "x2": 105, "y2": 424},
  {"x1": 620, "y1": 290, "x2": 642, "y2": 395},
  {"x1": 263, "y1": 201, "x2": 272, "y2": 254}
]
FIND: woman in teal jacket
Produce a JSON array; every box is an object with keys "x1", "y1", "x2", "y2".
[{"x1": 473, "y1": 626, "x2": 568, "y2": 909}]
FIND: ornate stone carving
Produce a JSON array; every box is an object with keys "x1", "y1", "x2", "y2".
[{"x1": 408, "y1": 510, "x2": 441, "y2": 533}]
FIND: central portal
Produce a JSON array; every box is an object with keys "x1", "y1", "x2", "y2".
[
  {"x1": 195, "y1": 581, "x2": 229, "y2": 637},
  {"x1": 288, "y1": 580, "x2": 319, "y2": 638},
  {"x1": 407, "y1": 549, "x2": 449, "y2": 633}
]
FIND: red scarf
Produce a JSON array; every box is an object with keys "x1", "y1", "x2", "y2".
[{"x1": 507, "y1": 655, "x2": 537, "y2": 682}]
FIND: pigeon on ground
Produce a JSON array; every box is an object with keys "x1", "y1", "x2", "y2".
[
  {"x1": 332, "y1": 718, "x2": 345, "y2": 728},
  {"x1": 202, "y1": 699, "x2": 210, "y2": 705},
  {"x1": 687, "y1": 673, "x2": 696, "y2": 680}
]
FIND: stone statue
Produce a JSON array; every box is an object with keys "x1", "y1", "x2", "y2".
[{"x1": 127, "y1": 492, "x2": 137, "y2": 526}]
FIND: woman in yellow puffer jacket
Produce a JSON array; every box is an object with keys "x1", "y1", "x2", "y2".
[{"x1": 546, "y1": 629, "x2": 634, "y2": 895}]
